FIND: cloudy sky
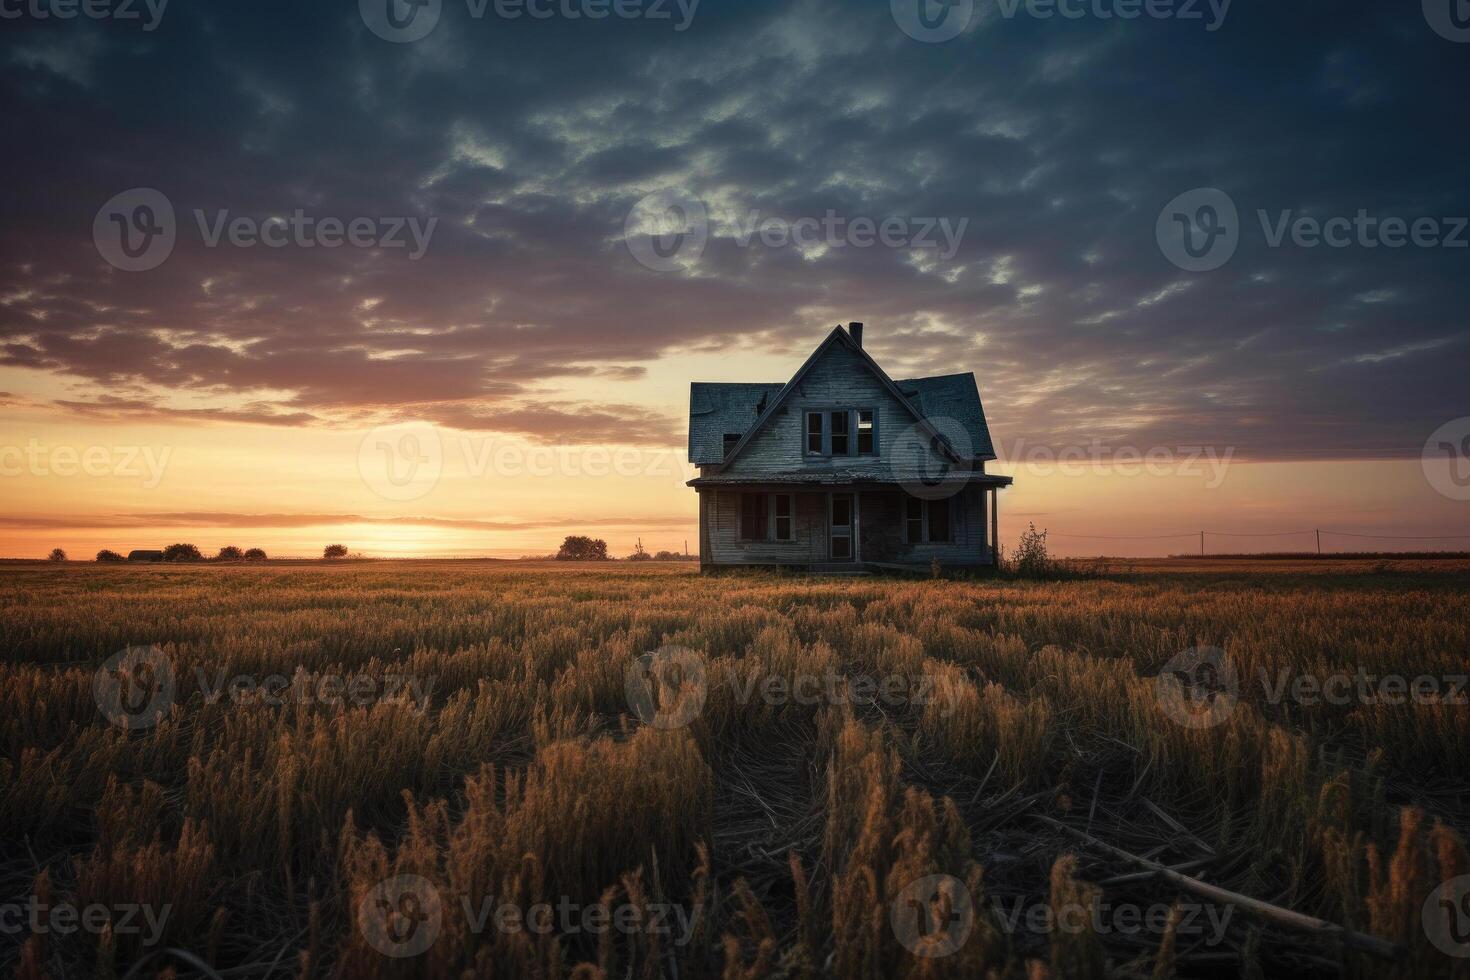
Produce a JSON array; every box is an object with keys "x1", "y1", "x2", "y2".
[{"x1": 2, "y1": 0, "x2": 1468, "y2": 557}]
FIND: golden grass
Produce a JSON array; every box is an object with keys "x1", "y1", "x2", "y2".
[{"x1": 0, "y1": 561, "x2": 1466, "y2": 978}]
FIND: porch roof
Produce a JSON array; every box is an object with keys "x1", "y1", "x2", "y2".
[{"x1": 687, "y1": 470, "x2": 1013, "y2": 488}]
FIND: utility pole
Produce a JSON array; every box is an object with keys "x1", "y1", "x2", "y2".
[
  {"x1": 1316, "y1": 529, "x2": 1321, "y2": 555},
  {"x1": 1200, "y1": 531, "x2": 1205, "y2": 557}
]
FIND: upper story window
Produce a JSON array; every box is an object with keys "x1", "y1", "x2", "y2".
[{"x1": 805, "y1": 409, "x2": 878, "y2": 458}]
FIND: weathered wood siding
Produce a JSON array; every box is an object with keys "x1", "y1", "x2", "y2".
[
  {"x1": 699, "y1": 486, "x2": 991, "y2": 566},
  {"x1": 857, "y1": 487, "x2": 989, "y2": 564},
  {"x1": 702, "y1": 490, "x2": 828, "y2": 565},
  {"x1": 717, "y1": 341, "x2": 952, "y2": 478}
]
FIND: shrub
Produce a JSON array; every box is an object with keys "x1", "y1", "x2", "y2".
[
  {"x1": 243, "y1": 548, "x2": 267, "y2": 561},
  {"x1": 323, "y1": 544, "x2": 349, "y2": 560},
  {"x1": 47, "y1": 548, "x2": 67, "y2": 562},
  {"x1": 162, "y1": 543, "x2": 203, "y2": 562},
  {"x1": 216, "y1": 546, "x2": 244, "y2": 562},
  {"x1": 1010, "y1": 522, "x2": 1054, "y2": 578},
  {"x1": 95, "y1": 549, "x2": 125, "y2": 562}
]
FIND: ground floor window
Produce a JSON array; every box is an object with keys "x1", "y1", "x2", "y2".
[
  {"x1": 740, "y1": 492, "x2": 795, "y2": 542},
  {"x1": 905, "y1": 496, "x2": 953, "y2": 544}
]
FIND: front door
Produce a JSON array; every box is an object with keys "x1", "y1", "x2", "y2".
[{"x1": 829, "y1": 493, "x2": 855, "y2": 561}]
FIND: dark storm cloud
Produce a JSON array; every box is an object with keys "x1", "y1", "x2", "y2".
[{"x1": 1, "y1": 0, "x2": 1465, "y2": 458}]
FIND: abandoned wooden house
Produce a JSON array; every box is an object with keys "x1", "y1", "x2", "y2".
[{"x1": 687, "y1": 322, "x2": 1012, "y2": 571}]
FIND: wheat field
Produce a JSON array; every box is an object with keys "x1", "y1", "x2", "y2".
[{"x1": 1, "y1": 560, "x2": 1467, "y2": 979}]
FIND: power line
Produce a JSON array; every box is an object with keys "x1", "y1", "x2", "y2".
[
  {"x1": 1322, "y1": 530, "x2": 1470, "y2": 540},
  {"x1": 1042, "y1": 528, "x2": 1470, "y2": 543}
]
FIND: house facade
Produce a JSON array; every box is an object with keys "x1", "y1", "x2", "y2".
[{"x1": 687, "y1": 323, "x2": 1012, "y2": 571}]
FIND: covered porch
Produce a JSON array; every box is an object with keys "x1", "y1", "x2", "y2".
[{"x1": 691, "y1": 476, "x2": 1012, "y2": 572}]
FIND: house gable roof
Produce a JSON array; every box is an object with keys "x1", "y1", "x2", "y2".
[{"x1": 689, "y1": 325, "x2": 996, "y2": 470}]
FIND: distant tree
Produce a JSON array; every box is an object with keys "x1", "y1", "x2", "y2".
[
  {"x1": 244, "y1": 547, "x2": 267, "y2": 561},
  {"x1": 48, "y1": 548, "x2": 67, "y2": 562},
  {"x1": 556, "y1": 535, "x2": 609, "y2": 561},
  {"x1": 216, "y1": 545, "x2": 244, "y2": 562},
  {"x1": 653, "y1": 550, "x2": 695, "y2": 561},
  {"x1": 626, "y1": 538, "x2": 651, "y2": 561},
  {"x1": 323, "y1": 544, "x2": 349, "y2": 560},
  {"x1": 162, "y1": 543, "x2": 204, "y2": 562},
  {"x1": 96, "y1": 549, "x2": 125, "y2": 562}
]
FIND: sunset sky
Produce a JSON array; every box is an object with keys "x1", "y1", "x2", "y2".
[{"x1": 2, "y1": 2, "x2": 1468, "y2": 558}]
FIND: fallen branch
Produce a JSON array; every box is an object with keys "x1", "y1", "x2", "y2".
[
  {"x1": 1033, "y1": 815, "x2": 1402, "y2": 962},
  {"x1": 1141, "y1": 797, "x2": 1215, "y2": 856}
]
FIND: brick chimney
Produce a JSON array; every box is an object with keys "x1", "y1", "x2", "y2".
[{"x1": 848, "y1": 321, "x2": 864, "y2": 347}]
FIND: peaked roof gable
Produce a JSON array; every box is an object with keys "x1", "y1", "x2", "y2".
[{"x1": 711, "y1": 326, "x2": 974, "y2": 474}]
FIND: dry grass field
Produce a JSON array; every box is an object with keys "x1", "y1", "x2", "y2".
[{"x1": 2, "y1": 560, "x2": 1468, "y2": 979}]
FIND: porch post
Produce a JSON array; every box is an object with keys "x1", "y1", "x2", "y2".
[{"x1": 990, "y1": 486, "x2": 1000, "y2": 567}]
